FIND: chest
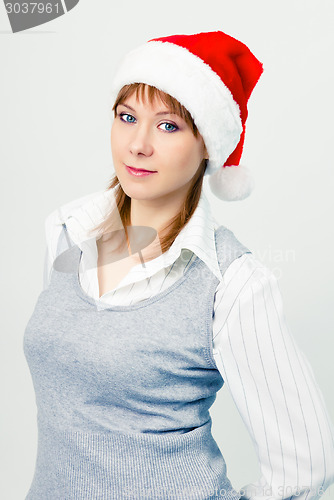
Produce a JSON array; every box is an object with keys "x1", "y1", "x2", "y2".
[
  {"x1": 95, "y1": 233, "x2": 163, "y2": 297},
  {"x1": 96, "y1": 255, "x2": 139, "y2": 297},
  {"x1": 25, "y1": 260, "x2": 216, "y2": 378},
  {"x1": 95, "y1": 237, "x2": 138, "y2": 297}
]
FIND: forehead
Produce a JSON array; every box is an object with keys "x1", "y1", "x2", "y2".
[{"x1": 120, "y1": 91, "x2": 171, "y2": 112}]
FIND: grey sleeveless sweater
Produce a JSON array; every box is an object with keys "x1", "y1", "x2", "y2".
[{"x1": 23, "y1": 224, "x2": 250, "y2": 500}]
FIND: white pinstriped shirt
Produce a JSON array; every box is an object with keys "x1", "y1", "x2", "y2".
[{"x1": 43, "y1": 187, "x2": 334, "y2": 500}]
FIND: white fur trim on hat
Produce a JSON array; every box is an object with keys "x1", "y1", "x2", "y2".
[
  {"x1": 208, "y1": 164, "x2": 255, "y2": 201},
  {"x1": 109, "y1": 40, "x2": 243, "y2": 177}
]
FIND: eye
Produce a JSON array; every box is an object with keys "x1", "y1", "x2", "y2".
[
  {"x1": 159, "y1": 122, "x2": 178, "y2": 133},
  {"x1": 117, "y1": 112, "x2": 178, "y2": 133},
  {"x1": 119, "y1": 112, "x2": 136, "y2": 123}
]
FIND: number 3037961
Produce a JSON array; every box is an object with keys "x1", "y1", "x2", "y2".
[{"x1": 5, "y1": 3, "x2": 60, "y2": 14}]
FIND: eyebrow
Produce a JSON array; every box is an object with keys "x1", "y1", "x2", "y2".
[{"x1": 117, "y1": 103, "x2": 178, "y2": 117}]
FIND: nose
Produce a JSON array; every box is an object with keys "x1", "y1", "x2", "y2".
[{"x1": 129, "y1": 124, "x2": 154, "y2": 157}]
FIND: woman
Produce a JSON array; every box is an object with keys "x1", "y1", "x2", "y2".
[{"x1": 24, "y1": 31, "x2": 334, "y2": 500}]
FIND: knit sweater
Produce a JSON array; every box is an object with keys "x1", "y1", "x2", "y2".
[{"x1": 23, "y1": 224, "x2": 250, "y2": 500}]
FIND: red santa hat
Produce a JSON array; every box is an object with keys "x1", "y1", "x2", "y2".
[{"x1": 109, "y1": 30, "x2": 263, "y2": 201}]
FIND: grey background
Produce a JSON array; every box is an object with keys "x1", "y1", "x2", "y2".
[{"x1": 0, "y1": 0, "x2": 333, "y2": 498}]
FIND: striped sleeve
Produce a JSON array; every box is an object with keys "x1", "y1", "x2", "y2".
[{"x1": 212, "y1": 254, "x2": 334, "y2": 500}]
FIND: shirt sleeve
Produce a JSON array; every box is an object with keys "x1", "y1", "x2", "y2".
[
  {"x1": 42, "y1": 210, "x2": 65, "y2": 290},
  {"x1": 212, "y1": 253, "x2": 334, "y2": 500},
  {"x1": 41, "y1": 189, "x2": 104, "y2": 290}
]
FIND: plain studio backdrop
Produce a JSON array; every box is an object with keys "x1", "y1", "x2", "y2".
[{"x1": 1, "y1": 1, "x2": 333, "y2": 499}]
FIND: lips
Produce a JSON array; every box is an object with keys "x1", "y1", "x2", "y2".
[{"x1": 126, "y1": 165, "x2": 156, "y2": 173}]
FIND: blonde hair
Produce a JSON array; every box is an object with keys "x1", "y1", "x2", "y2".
[{"x1": 88, "y1": 83, "x2": 208, "y2": 262}]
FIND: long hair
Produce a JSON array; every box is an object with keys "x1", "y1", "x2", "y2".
[{"x1": 87, "y1": 83, "x2": 208, "y2": 263}]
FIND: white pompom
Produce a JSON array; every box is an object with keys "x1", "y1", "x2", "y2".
[{"x1": 208, "y1": 164, "x2": 255, "y2": 201}]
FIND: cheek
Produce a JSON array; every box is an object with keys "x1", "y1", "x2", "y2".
[
  {"x1": 110, "y1": 128, "x2": 115, "y2": 148},
  {"x1": 171, "y1": 140, "x2": 202, "y2": 170},
  {"x1": 110, "y1": 132, "x2": 122, "y2": 158}
]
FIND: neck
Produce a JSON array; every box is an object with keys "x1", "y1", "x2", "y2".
[{"x1": 130, "y1": 193, "x2": 185, "y2": 234}]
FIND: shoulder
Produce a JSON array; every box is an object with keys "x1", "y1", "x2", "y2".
[
  {"x1": 212, "y1": 251, "x2": 281, "y2": 329},
  {"x1": 215, "y1": 225, "x2": 276, "y2": 283},
  {"x1": 45, "y1": 189, "x2": 103, "y2": 228},
  {"x1": 44, "y1": 189, "x2": 103, "y2": 258},
  {"x1": 215, "y1": 225, "x2": 252, "y2": 277},
  {"x1": 225, "y1": 252, "x2": 275, "y2": 284},
  {"x1": 215, "y1": 251, "x2": 281, "y2": 308}
]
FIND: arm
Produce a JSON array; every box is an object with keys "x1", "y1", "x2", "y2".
[
  {"x1": 212, "y1": 254, "x2": 334, "y2": 500},
  {"x1": 41, "y1": 190, "x2": 99, "y2": 290},
  {"x1": 42, "y1": 210, "x2": 63, "y2": 290},
  {"x1": 42, "y1": 210, "x2": 70, "y2": 290}
]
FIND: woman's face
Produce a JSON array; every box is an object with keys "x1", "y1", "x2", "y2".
[{"x1": 110, "y1": 87, "x2": 208, "y2": 206}]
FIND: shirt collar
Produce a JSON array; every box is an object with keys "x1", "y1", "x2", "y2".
[{"x1": 57, "y1": 186, "x2": 223, "y2": 281}]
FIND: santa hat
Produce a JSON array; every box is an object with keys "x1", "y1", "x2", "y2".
[{"x1": 109, "y1": 30, "x2": 263, "y2": 201}]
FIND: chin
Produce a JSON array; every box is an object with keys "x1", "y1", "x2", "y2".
[{"x1": 119, "y1": 183, "x2": 149, "y2": 199}]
